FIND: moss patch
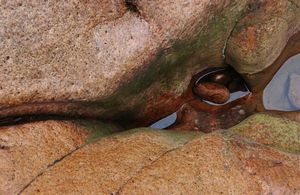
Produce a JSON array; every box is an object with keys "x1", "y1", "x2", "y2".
[
  {"x1": 78, "y1": 0, "x2": 250, "y2": 124},
  {"x1": 110, "y1": 127, "x2": 201, "y2": 146},
  {"x1": 228, "y1": 113, "x2": 300, "y2": 154},
  {"x1": 75, "y1": 120, "x2": 122, "y2": 143}
]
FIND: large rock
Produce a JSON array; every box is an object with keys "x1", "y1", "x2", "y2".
[
  {"x1": 229, "y1": 113, "x2": 300, "y2": 153},
  {"x1": 0, "y1": 119, "x2": 120, "y2": 194},
  {"x1": 4, "y1": 0, "x2": 299, "y2": 126},
  {"x1": 20, "y1": 129, "x2": 199, "y2": 194},
  {"x1": 0, "y1": 0, "x2": 300, "y2": 128},
  {"x1": 0, "y1": 121, "x2": 88, "y2": 194},
  {"x1": 14, "y1": 113, "x2": 300, "y2": 194},
  {"x1": 226, "y1": 0, "x2": 300, "y2": 88}
]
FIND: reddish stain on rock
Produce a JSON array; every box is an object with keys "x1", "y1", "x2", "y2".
[{"x1": 194, "y1": 82, "x2": 230, "y2": 104}]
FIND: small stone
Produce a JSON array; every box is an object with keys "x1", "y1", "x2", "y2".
[{"x1": 194, "y1": 82, "x2": 230, "y2": 104}]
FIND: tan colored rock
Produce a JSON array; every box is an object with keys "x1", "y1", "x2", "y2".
[
  {"x1": 119, "y1": 134, "x2": 300, "y2": 194},
  {"x1": 0, "y1": 0, "x2": 300, "y2": 126},
  {"x1": 0, "y1": 0, "x2": 250, "y2": 125},
  {"x1": 226, "y1": 0, "x2": 300, "y2": 76},
  {"x1": 21, "y1": 129, "x2": 199, "y2": 194},
  {"x1": 20, "y1": 114, "x2": 300, "y2": 194},
  {"x1": 0, "y1": 120, "x2": 88, "y2": 194}
]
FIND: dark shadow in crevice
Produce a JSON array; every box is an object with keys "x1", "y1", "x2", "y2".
[{"x1": 125, "y1": 0, "x2": 140, "y2": 15}]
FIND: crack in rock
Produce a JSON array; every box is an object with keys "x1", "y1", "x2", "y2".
[
  {"x1": 222, "y1": 3, "x2": 249, "y2": 63},
  {"x1": 17, "y1": 146, "x2": 83, "y2": 194},
  {"x1": 113, "y1": 140, "x2": 193, "y2": 195},
  {"x1": 222, "y1": 1, "x2": 267, "y2": 64},
  {"x1": 222, "y1": 18, "x2": 240, "y2": 62}
]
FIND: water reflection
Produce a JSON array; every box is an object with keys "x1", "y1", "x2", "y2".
[
  {"x1": 150, "y1": 112, "x2": 177, "y2": 129},
  {"x1": 263, "y1": 53, "x2": 300, "y2": 111},
  {"x1": 194, "y1": 67, "x2": 250, "y2": 105}
]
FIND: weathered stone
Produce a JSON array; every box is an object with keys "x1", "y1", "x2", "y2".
[
  {"x1": 0, "y1": 119, "x2": 121, "y2": 194},
  {"x1": 17, "y1": 114, "x2": 300, "y2": 194},
  {"x1": 119, "y1": 134, "x2": 300, "y2": 194},
  {"x1": 21, "y1": 129, "x2": 199, "y2": 194},
  {"x1": 0, "y1": 121, "x2": 88, "y2": 194},
  {"x1": 0, "y1": 0, "x2": 300, "y2": 127},
  {"x1": 0, "y1": 1, "x2": 300, "y2": 194},
  {"x1": 0, "y1": 0, "x2": 250, "y2": 126},
  {"x1": 226, "y1": 0, "x2": 300, "y2": 77},
  {"x1": 228, "y1": 113, "x2": 300, "y2": 153}
]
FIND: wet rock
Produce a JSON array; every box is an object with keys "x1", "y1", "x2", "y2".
[
  {"x1": 227, "y1": 79, "x2": 245, "y2": 93},
  {"x1": 172, "y1": 100, "x2": 252, "y2": 133},
  {"x1": 194, "y1": 82, "x2": 230, "y2": 104},
  {"x1": 0, "y1": 0, "x2": 299, "y2": 127}
]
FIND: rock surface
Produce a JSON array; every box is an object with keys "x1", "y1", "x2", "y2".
[
  {"x1": 2, "y1": 0, "x2": 299, "y2": 126},
  {"x1": 0, "y1": 121, "x2": 88, "y2": 194},
  {"x1": 21, "y1": 129, "x2": 199, "y2": 194},
  {"x1": 0, "y1": 1, "x2": 300, "y2": 194},
  {"x1": 0, "y1": 119, "x2": 121, "y2": 194},
  {"x1": 8, "y1": 113, "x2": 298, "y2": 194},
  {"x1": 226, "y1": 0, "x2": 300, "y2": 76}
]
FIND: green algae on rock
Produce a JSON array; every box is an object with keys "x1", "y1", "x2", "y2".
[
  {"x1": 74, "y1": 120, "x2": 123, "y2": 144},
  {"x1": 228, "y1": 113, "x2": 300, "y2": 154}
]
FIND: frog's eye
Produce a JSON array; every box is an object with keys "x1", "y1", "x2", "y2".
[
  {"x1": 149, "y1": 67, "x2": 251, "y2": 130},
  {"x1": 193, "y1": 67, "x2": 250, "y2": 105},
  {"x1": 263, "y1": 53, "x2": 300, "y2": 111}
]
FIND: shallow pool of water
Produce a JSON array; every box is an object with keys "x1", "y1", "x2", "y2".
[
  {"x1": 263, "y1": 53, "x2": 300, "y2": 111},
  {"x1": 195, "y1": 67, "x2": 250, "y2": 105}
]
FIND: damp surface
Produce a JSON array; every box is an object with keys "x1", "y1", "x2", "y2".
[
  {"x1": 194, "y1": 67, "x2": 250, "y2": 105},
  {"x1": 150, "y1": 67, "x2": 251, "y2": 130},
  {"x1": 263, "y1": 53, "x2": 300, "y2": 111}
]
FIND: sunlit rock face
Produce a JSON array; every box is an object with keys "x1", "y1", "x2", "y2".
[
  {"x1": 226, "y1": 0, "x2": 300, "y2": 77},
  {"x1": 1, "y1": 0, "x2": 299, "y2": 128},
  {"x1": 263, "y1": 54, "x2": 300, "y2": 111},
  {"x1": 9, "y1": 114, "x2": 300, "y2": 194},
  {"x1": 0, "y1": 1, "x2": 300, "y2": 194},
  {"x1": 0, "y1": 0, "x2": 247, "y2": 125}
]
